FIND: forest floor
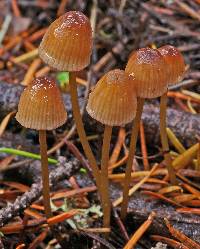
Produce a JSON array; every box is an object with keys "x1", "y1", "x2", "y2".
[{"x1": 0, "y1": 0, "x2": 200, "y2": 248}]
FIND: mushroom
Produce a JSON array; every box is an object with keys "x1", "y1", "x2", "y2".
[
  {"x1": 87, "y1": 69, "x2": 137, "y2": 228},
  {"x1": 16, "y1": 77, "x2": 67, "y2": 218},
  {"x1": 38, "y1": 11, "x2": 101, "y2": 202},
  {"x1": 121, "y1": 47, "x2": 169, "y2": 219},
  {"x1": 158, "y1": 45, "x2": 185, "y2": 86},
  {"x1": 158, "y1": 45, "x2": 186, "y2": 179}
]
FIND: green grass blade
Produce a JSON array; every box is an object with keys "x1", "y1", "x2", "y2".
[{"x1": 0, "y1": 147, "x2": 58, "y2": 164}]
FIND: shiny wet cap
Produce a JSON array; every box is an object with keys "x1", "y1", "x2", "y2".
[
  {"x1": 125, "y1": 47, "x2": 168, "y2": 98},
  {"x1": 86, "y1": 69, "x2": 137, "y2": 126},
  {"x1": 16, "y1": 77, "x2": 67, "y2": 130},
  {"x1": 39, "y1": 11, "x2": 92, "y2": 72}
]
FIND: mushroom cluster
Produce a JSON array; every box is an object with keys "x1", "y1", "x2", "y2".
[
  {"x1": 16, "y1": 10, "x2": 186, "y2": 230},
  {"x1": 87, "y1": 46, "x2": 185, "y2": 223}
]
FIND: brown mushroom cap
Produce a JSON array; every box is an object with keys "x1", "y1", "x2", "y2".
[
  {"x1": 38, "y1": 11, "x2": 92, "y2": 72},
  {"x1": 158, "y1": 45, "x2": 185, "y2": 86},
  {"x1": 16, "y1": 77, "x2": 67, "y2": 130},
  {"x1": 86, "y1": 69, "x2": 137, "y2": 126},
  {"x1": 125, "y1": 47, "x2": 168, "y2": 98}
]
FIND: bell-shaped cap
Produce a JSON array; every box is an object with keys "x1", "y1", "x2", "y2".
[
  {"x1": 86, "y1": 69, "x2": 137, "y2": 126},
  {"x1": 39, "y1": 11, "x2": 92, "y2": 72},
  {"x1": 158, "y1": 45, "x2": 185, "y2": 86},
  {"x1": 16, "y1": 77, "x2": 67, "y2": 130},
  {"x1": 125, "y1": 47, "x2": 168, "y2": 98}
]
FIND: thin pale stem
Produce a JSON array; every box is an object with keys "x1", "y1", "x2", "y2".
[
  {"x1": 39, "y1": 130, "x2": 52, "y2": 218},
  {"x1": 69, "y1": 72, "x2": 101, "y2": 197},
  {"x1": 121, "y1": 98, "x2": 144, "y2": 220},
  {"x1": 101, "y1": 125, "x2": 112, "y2": 228},
  {"x1": 160, "y1": 92, "x2": 177, "y2": 184}
]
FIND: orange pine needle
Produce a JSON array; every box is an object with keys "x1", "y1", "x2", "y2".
[
  {"x1": 173, "y1": 194, "x2": 196, "y2": 204},
  {"x1": 109, "y1": 168, "x2": 167, "y2": 181},
  {"x1": 27, "y1": 28, "x2": 48, "y2": 42},
  {"x1": 177, "y1": 207, "x2": 200, "y2": 215},
  {"x1": 174, "y1": 0, "x2": 200, "y2": 22},
  {"x1": 181, "y1": 183, "x2": 200, "y2": 199},
  {"x1": 23, "y1": 40, "x2": 36, "y2": 51},
  {"x1": 109, "y1": 128, "x2": 126, "y2": 165},
  {"x1": 0, "y1": 111, "x2": 16, "y2": 137},
  {"x1": 109, "y1": 128, "x2": 126, "y2": 173},
  {"x1": 51, "y1": 186, "x2": 97, "y2": 200},
  {"x1": 0, "y1": 181, "x2": 29, "y2": 192},
  {"x1": 142, "y1": 191, "x2": 183, "y2": 207},
  {"x1": 175, "y1": 98, "x2": 190, "y2": 112},
  {"x1": 139, "y1": 121, "x2": 149, "y2": 170},
  {"x1": 16, "y1": 244, "x2": 26, "y2": 249},
  {"x1": 158, "y1": 185, "x2": 183, "y2": 195},
  {"x1": 0, "y1": 223, "x2": 24, "y2": 234},
  {"x1": 24, "y1": 208, "x2": 44, "y2": 219},
  {"x1": 57, "y1": 0, "x2": 69, "y2": 17},
  {"x1": 11, "y1": 0, "x2": 21, "y2": 17},
  {"x1": 147, "y1": 178, "x2": 168, "y2": 185},
  {"x1": 123, "y1": 212, "x2": 155, "y2": 249},
  {"x1": 0, "y1": 218, "x2": 46, "y2": 234},
  {"x1": 167, "y1": 91, "x2": 200, "y2": 104},
  {"x1": 28, "y1": 229, "x2": 48, "y2": 249},
  {"x1": 0, "y1": 210, "x2": 77, "y2": 234},
  {"x1": 0, "y1": 155, "x2": 15, "y2": 171},
  {"x1": 47, "y1": 210, "x2": 78, "y2": 226},
  {"x1": 35, "y1": 66, "x2": 51, "y2": 78},
  {"x1": 22, "y1": 58, "x2": 42, "y2": 86},
  {"x1": 76, "y1": 77, "x2": 87, "y2": 86},
  {"x1": 0, "y1": 36, "x2": 21, "y2": 56},
  {"x1": 165, "y1": 218, "x2": 200, "y2": 249},
  {"x1": 12, "y1": 49, "x2": 38, "y2": 64},
  {"x1": 109, "y1": 149, "x2": 128, "y2": 171},
  {"x1": 31, "y1": 204, "x2": 45, "y2": 211},
  {"x1": 182, "y1": 199, "x2": 200, "y2": 207}
]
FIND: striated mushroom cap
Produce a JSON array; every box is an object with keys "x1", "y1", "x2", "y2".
[
  {"x1": 39, "y1": 11, "x2": 92, "y2": 72},
  {"x1": 125, "y1": 47, "x2": 168, "y2": 98},
  {"x1": 158, "y1": 45, "x2": 185, "y2": 86},
  {"x1": 86, "y1": 69, "x2": 137, "y2": 126},
  {"x1": 16, "y1": 77, "x2": 67, "y2": 130}
]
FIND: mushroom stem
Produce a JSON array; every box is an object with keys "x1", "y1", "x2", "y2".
[
  {"x1": 39, "y1": 130, "x2": 52, "y2": 218},
  {"x1": 121, "y1": 98, "x2": 145, "y2": 220},
  {"x1": 160, "y1": 92, "x2": 177, "y2": 184},
  {"x1": 101, "y1": 125, "x2": 112, "y2": 229},
  {"x1": 69, "y1": 72, "x2": 101, "y2": 196}
]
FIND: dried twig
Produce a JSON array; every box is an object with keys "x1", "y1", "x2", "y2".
[{"x1": 0, "y1": 159, "x2": 79, "y2": 227}]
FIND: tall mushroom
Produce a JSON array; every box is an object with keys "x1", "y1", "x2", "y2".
[
  {"x1": 158, "y1": 45, "x2": 185, "y2": 181},
  {"x1": 121, "y1": 47, "x2": 169, "y2": 219},
  {"x1": 16, "y1": 77, "x2": 67, "y2": 218},
  {"x1": 38, "y1": 11, "x2": 101, "y2": 202},
  {"x1": 87, "y1": 69, "x2": 137, "y2": 228}
]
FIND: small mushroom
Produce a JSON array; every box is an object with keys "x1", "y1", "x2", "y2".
[
  {"x1": 39, "y1": 11, "x2": 92, "y2": 72},
  {"x1": 16, "y1": 77, "x2": 67, "y2": 218},
  {"x1": 38, "y1": 11, "x2": 101, "y2": 203},
  {"x1": 121, "y1": 47, "x2": 171, "y2": 219},
  {"x1": 158, "y1": 45, "x2": 185, "y2": 85},
  {"x1": 158, "y1": 45, "x2": 186, "y2": 181},
  {"x1": 87, "y1": 69, "x2": 137, "y2": 229}
]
